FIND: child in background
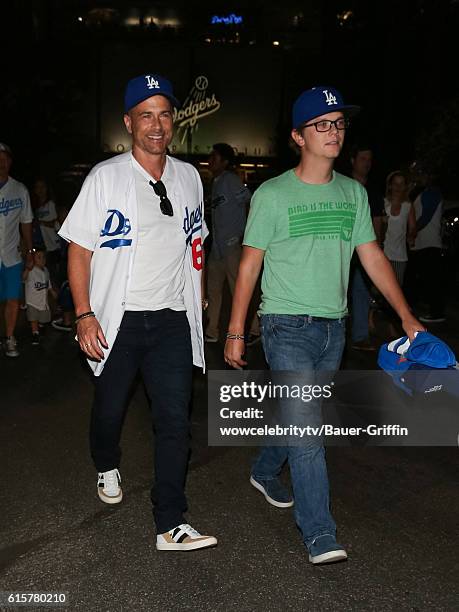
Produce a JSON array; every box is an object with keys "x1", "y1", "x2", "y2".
[{"x1": 23, "y1": 248, "x2": 57, "y2": 345}]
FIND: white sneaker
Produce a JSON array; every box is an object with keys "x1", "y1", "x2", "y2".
[
  {"x1": 97, "y1": 469, "x2": 122, "y2": 504},
  {"x1": 156, "y1": 523, "x2": 217, "y2": 551},
  {"x1": 5, "y1": 336, "x2": 19, "y2": 357}
]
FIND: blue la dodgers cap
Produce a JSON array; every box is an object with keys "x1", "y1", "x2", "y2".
[
  {"x1": 124, "y1": 74, "x2": 180, "y2": 113},
  {"x1": 292, "y1": 85, "x2": 360, "y2": 129}
]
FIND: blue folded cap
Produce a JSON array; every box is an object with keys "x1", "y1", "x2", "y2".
[
  {"x1": 378, "y1": 332, "x2": 458, "y2": 396},
  {"x1": 405, "y1": 332, "x2": 456, "y2": 368},
  {"x1": 381, "y1": 332, "x2": 456, "y2": 369}
]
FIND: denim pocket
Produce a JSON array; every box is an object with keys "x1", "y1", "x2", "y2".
[{"x1": 272, "y1": 314, "x2": 306, "y2": 329}]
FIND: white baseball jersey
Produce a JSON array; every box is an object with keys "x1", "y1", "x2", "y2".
[
  {"x1": 58, "y1": 152, "x2": 208, "y2": 376},
  {"x1": 0, "y1": 177, "x2": 33, "y2": 267}
]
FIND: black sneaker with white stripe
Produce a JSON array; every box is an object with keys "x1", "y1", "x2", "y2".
[{"x1": 156, "y1": 523, "x2": 217, "y2": 551}]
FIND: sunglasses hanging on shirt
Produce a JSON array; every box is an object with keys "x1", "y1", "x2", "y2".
[{"x1": 149, "y1": 180, "x2": 174, "y2": 216}]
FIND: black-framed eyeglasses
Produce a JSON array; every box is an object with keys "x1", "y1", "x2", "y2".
[
  {"x1": 302, "y1": 118, "x2": 350, "y2": 132},
  {"x1": 149, "y1": 179, "x2": 173, "y2": 216}
]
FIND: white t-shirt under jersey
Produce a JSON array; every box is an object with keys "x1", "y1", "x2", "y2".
[{"x1": 125, "y1": 156, "x2": 186, "y2": 311}]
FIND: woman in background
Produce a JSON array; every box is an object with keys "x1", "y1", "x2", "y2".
[{"x1": 383, "y1": 170, "x2": 417, "y2": 288}]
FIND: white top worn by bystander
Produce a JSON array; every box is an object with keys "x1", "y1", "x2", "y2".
[
  {"x1": 35, "y1": 200, "x2": 60, "y2": 252},
  {"x1": 383, "y1": 199, "x2": 411, "y2": 262}
]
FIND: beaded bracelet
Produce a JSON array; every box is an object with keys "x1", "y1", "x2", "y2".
[
  {"x1": 75, "y1": 311, "x2": 95, "y2": 324},
  {"x1": 226, "y1": 333, "x2": 245, "y2": 340}
]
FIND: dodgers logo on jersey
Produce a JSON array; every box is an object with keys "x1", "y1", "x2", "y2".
[
  {"x1": 0, "y1": 197, "x2": 23, "y2": 217},
  {"x1": 34, "y1": 280, "x2": 49, "y2": 291},
  {"x1": 182, "y1": 203, "x2": 203, "y2": 271},
  {"x1": 100, "y1": 209, "x2": 132, "y2": 249}
]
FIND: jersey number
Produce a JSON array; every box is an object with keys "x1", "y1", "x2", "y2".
[{"x1": 192, "y1": 237, "x2": 203, "y2": 271}]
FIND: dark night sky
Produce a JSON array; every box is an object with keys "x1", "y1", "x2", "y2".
[{"x1": 2, "y1": 0, "x2": 459, "y2": 197}]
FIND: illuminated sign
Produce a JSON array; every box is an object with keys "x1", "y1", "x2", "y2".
[
  {"x1": 211, "y1": 14, "x2": 243, "y2": 25},
  {"x1": 173, "y1": 76, "x2": 221, "y2": 145}
]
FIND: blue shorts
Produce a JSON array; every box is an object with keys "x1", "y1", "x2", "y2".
[{"x1": 0, "y1": 262, "x2": 23, "y2": 301}]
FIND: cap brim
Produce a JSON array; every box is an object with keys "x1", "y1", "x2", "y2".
[
  {"x1": 125, "y1": 92, "x2": 181, "y2": 113},
  {"x1": 165, "y1": 94, "x2": 181, "y2": 109},
  {"x1": 304, "y1": 104, "x2": 361, "y2": 124},
  {"x1": 341, "y1": 105, "x2": 360, "y2": 117}
]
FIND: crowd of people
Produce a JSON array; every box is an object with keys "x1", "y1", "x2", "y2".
[
  {"x1": 0, "y1": 139, "x2": 447, "y2": 358},
  {"x1": 0, "y1": 75, "x2": 452, "y2": 564},
  {"x1": 0, "y1": 146, "x2": 74, "y2": 356}
]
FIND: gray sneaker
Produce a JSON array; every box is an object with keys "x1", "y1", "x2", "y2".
[
  {"x1": 5, "y1": 336, "x2": 19, "y2": 357},
  {"x1": 97, "y1": 469, "x2": 123, "y2": 504}
]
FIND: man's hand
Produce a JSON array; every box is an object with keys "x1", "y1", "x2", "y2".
[
  {"x1": 76, "y1": 316, "x2": 108, "y2": 361},
  {"x1": 401, "y1": 313, "x2": 426, "y2": 341},
  {"x1": 224, "y1": 338, "x2": 247, "y2": 369}
]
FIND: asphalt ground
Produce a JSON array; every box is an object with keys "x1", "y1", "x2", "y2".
[{"x1": 0, "y1": 294, "x2": 458, "y2": 611}]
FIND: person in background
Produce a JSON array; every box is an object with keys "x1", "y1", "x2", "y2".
[
  {"x1": 32, "y1": 178, "x2": 61, "y2": 291},
  {"x1": 23, "y1": 247, "x2": 57, "y2": 345},
  {"x1": 204, "y1": 143, "x2": 260, "y2": 345},
  {"x1": 408, "y1": 167, "x2": 446, "y2": 323},
  {"x1": 0, "y1": 143, "x2": 34, "y2": 357},
  {"x1": 349, "y1": 144, "x2": 385, "y2": 351},
  {"x1": 383, "y1": 170, "x2": 416, "y2": 287}
]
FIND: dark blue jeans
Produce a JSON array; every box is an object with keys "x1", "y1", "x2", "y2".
[
  {"x1": 90, "y1": 309, "x2": 193, "y2": 533},
  {"x1": 252, "y1": 314, "x2": 346, "y2": 548}
]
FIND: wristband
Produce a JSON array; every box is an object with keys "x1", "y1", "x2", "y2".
[
  {"x1": 226, "y1": 333, "x2": 245, "y2": 340},
  {"x1": 75, "y1": 311, "x2": 95, "y2": 324}
]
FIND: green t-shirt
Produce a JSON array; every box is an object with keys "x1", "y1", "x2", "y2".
[{"x1": 243, "y1": 169, "x2": 375, "y2": 318}]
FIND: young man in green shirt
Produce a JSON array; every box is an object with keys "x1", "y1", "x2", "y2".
[{"x1": 224, "y1": 86, "x2": 424, "y2": 564}]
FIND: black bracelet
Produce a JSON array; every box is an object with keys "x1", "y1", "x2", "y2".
[
  {"x1": 75, "y1": 311, "x2": 95, "y2": 324},
  {"x1": 226, "y1": 333, "x2": 245, "y2": 340}
]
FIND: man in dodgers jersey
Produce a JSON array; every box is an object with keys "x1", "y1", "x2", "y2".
[
  {"x1": 59, "y1": 74, "x2": 217, "y2": 551},
  {"x1": 0, "y1": 143, "x2": 34, "y2": 358},
  {"x1": 224, "y1": 86, "x2": 424, "y2": 564}
]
